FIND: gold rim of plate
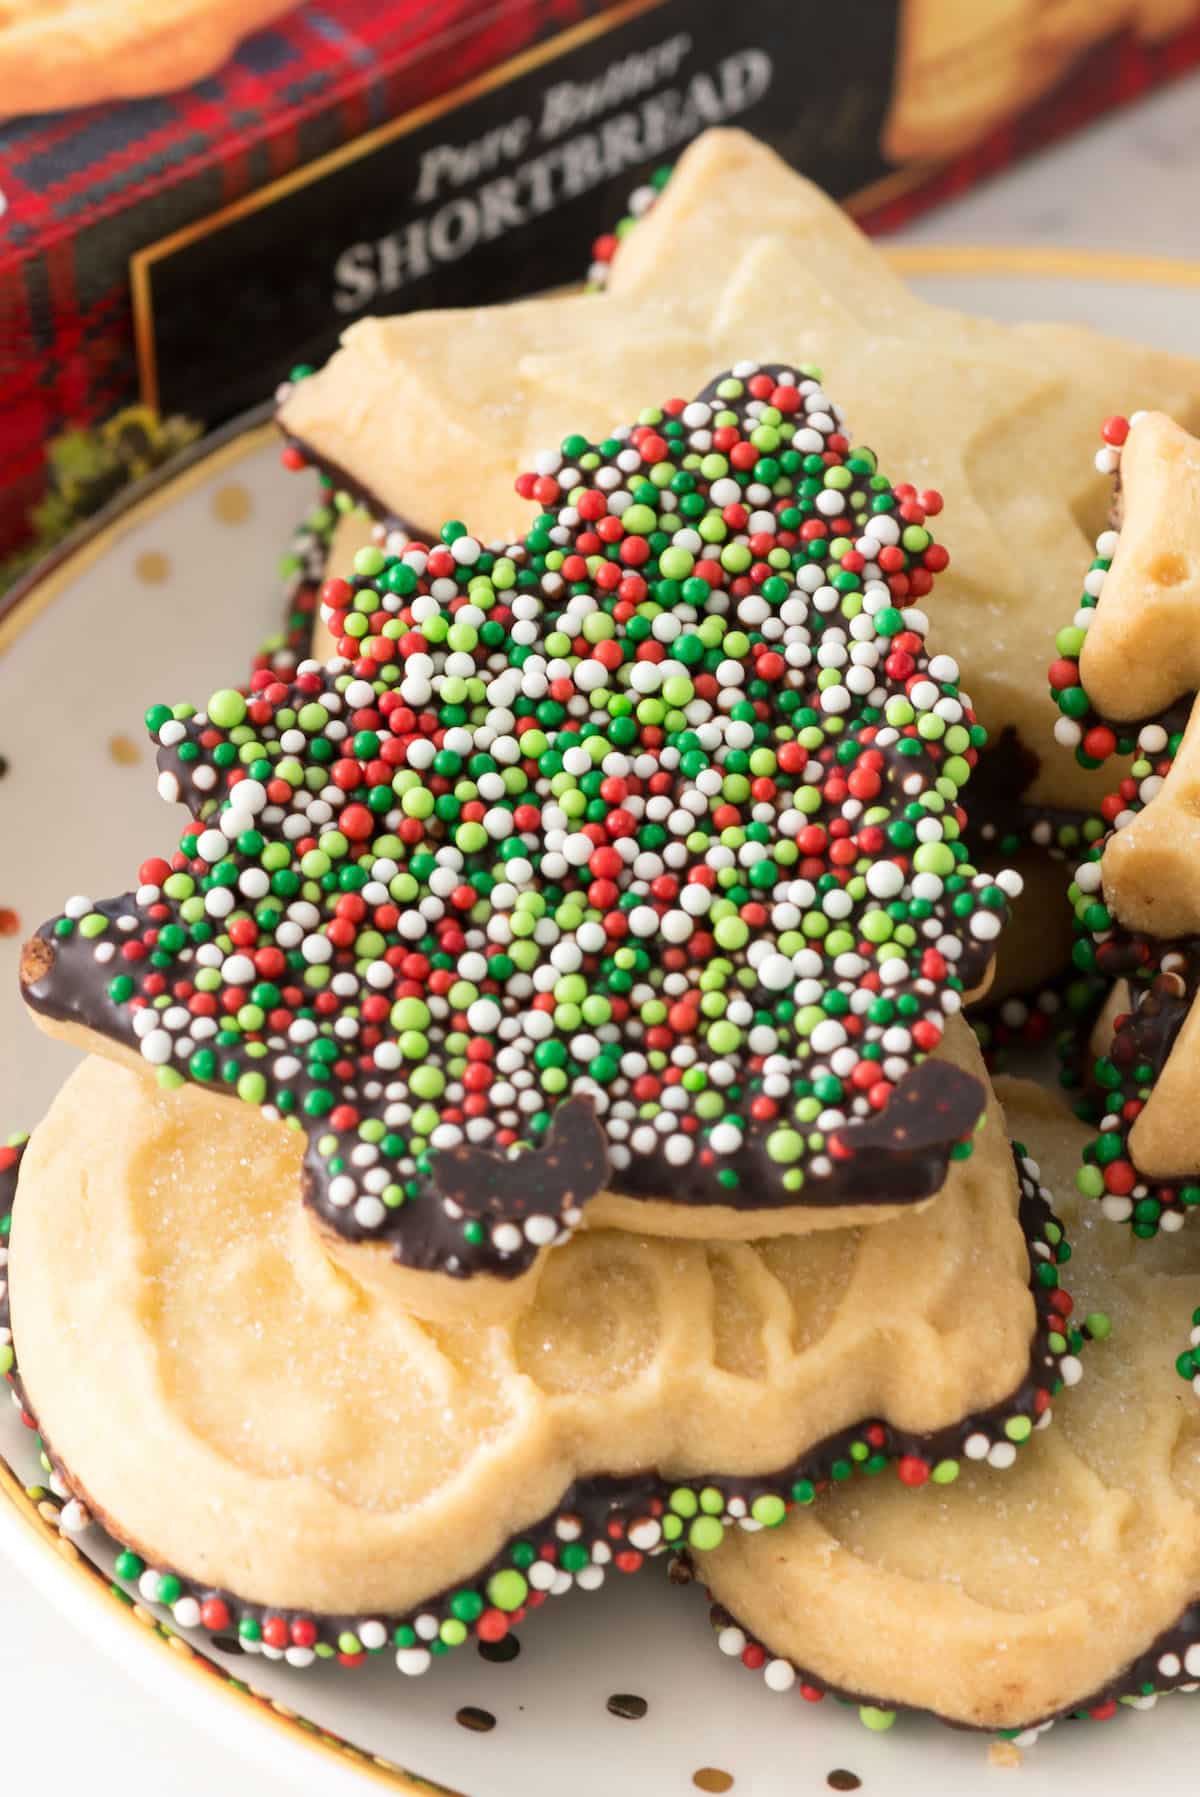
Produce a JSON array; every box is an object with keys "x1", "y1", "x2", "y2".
[{"x1": 2, "y1": 241, "x2": 1198, "y2": 1792}]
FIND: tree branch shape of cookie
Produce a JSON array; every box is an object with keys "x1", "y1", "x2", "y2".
[
  {"x1": 1079, "y1": 412, "x2": 1200, "y2": 722},
  {"x1": 1050, "y1": 412, "x2": 1200, "y2": 768},
  {"x1": 1057, "y1": 417, "x2": 1200, "y2": 1249},
  {"x1": 23, "y1": 366, "x2": 1016, "y2": 1305},
  {"x1": 1099, "y1": 690, "x2": 1200, "y2": 939}
]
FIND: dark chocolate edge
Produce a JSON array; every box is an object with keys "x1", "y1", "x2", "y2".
[
  {"x1": 20, "y1": 926, "x2": 991, "y2": 1284},
  {"x1": 278, "y1": 424, "x2": 437, "y2": 548},
  {"x1": 702, "y1": 1568, "x2": 1199, "y2": 1742}
]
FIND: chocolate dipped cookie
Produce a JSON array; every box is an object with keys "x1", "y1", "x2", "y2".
[
  {"x1": 2, "y1": 1016, "x2": 1078, "y2": 1674},
  {"x1": 23, "y1": 366, "x2": 1016, "y2": 1319},
  {"x1": 695, "y1": 1081, "x2": 1200, "y2": 1742}
]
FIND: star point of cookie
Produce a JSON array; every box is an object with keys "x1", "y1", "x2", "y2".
[
  {"x1": 279, "y1": 131, "x2": 1200, "y2": 816},
  {"x1": 24, "y1": 365, "x2": 1020, "y2": 1306}
]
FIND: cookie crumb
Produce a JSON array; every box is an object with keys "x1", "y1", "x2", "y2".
[{"x1": 988, "y1": 1741, "x2": 1022, "y2": 1770}]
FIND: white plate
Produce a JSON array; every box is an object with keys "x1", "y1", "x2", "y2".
[{"x1": 3, "y1": 247, "x2": 1200, "y2": 1797}]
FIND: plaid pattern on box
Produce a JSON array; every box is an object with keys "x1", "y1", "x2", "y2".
[
  {"x1": 3, "y1": 0, "x2": 1200, "y2": 570},
  {"x1": 0, "y1": 0, "x2": 603, "y2": 562}
]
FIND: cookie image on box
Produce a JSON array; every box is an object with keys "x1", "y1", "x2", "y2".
[
  {"x1": 0, "y1": 0, "x2": 301, "y2": 118},
  {"x1": 882, "y1": 0, "x2": 1132, "y2": 165}
]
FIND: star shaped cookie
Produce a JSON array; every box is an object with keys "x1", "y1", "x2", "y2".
[{"x1": 278, "y1": 129, "x2": 1200, "y2": 814}]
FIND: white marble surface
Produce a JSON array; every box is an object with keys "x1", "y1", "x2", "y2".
[{"x1": 4, "y1": 66, "x2": 1200, "y2": 1797}]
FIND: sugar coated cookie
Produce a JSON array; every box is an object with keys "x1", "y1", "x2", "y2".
[{"x1": 2, "y1": 1015, "x2": 1076, "y2": 1670}]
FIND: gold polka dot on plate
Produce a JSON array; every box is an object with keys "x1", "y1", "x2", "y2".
[
  {"x1": 135, "y1": 550, "x2": 170, "y2": 584},
  {"x1": 693, "y1": 1771, "x2": 734, "y2": 1793},
  {"x1": 107, "y1": 733, "x2": 141, "y2": 766},
  {"x1": 212, "y1": 482, "x2": 253, "y2": 524}
]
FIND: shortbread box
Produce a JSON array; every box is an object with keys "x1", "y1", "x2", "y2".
[{"x1": 3, "y1": 0, "x2": 1200, "y2": 580}]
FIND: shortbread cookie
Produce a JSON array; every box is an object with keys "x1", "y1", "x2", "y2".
[
  {"x1": 0, "y1": 1133, "x2": 24, "y2": 1383},
  {"x1": 1067, "y1": 840, "x2": 1200, "y2": 1223},
  {"x1": 25, "y1": 366, "x2": 1017, "y2": 1316},
  {"x1": 1098, "y1": 692, "x2": 1200, "y2": 941},
  {"x1": 1132, "y1": 0, "x2": 1200, "y2": 38},
  {"x1": 1081, "y1": 698, "x2": 1200, "y2": 1188},
  {"x1": 967, "y1": 845, "x2": 1077, "y2": 1008},
  {"x1": 1081, "y1": 413, "x2": 1200, "y2": 723},
  {"x1": 3, "y1": 1035, "x2": 1077, "y2": 1668},
  {"x1": 1074, "y1": 951, "x2": 1200, "y2": 1224},
  {"x1": 304, "y1": 504, "x2": 1086, "y2": 1014},
  {"x1": 0, "y1": 0, "x2": 299, "y2": 118},
  {"x1": 1064, "y1": 418, "x2": 1200, "y2": 941},
  {"x1": 1048, "y1": 414, "x2": 1197, "y2": 791},
  {"x1": 697, "y1": 1082, "x2": 1200, "y2": 1741},
  {"x1": 1049, "y1": 417, "x2": 1200, "y2": 1231},
  {"x1": 586, "y1": 167, "x2": 671, "y2": 290},
  {"x1": 278, "y1": 129, "x2": 1200, "y2": 816}
]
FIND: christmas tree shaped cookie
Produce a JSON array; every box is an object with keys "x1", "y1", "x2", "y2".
[{"x1": 23, "y1": 366, "x2": 1015, "y2": 1319}]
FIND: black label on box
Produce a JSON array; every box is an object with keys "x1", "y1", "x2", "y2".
[{"x1": 134, "y1": 0, "x2": 898, "y2": 423}]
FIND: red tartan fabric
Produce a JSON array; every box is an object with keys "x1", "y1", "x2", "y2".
[{"x1": 0, "y1": 0, "x2": 600, "y2": 559}]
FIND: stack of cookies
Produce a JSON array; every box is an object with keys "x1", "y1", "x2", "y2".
[{"x1": 5, "y1": 129, "x2": 1200, "y2": 1751}]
